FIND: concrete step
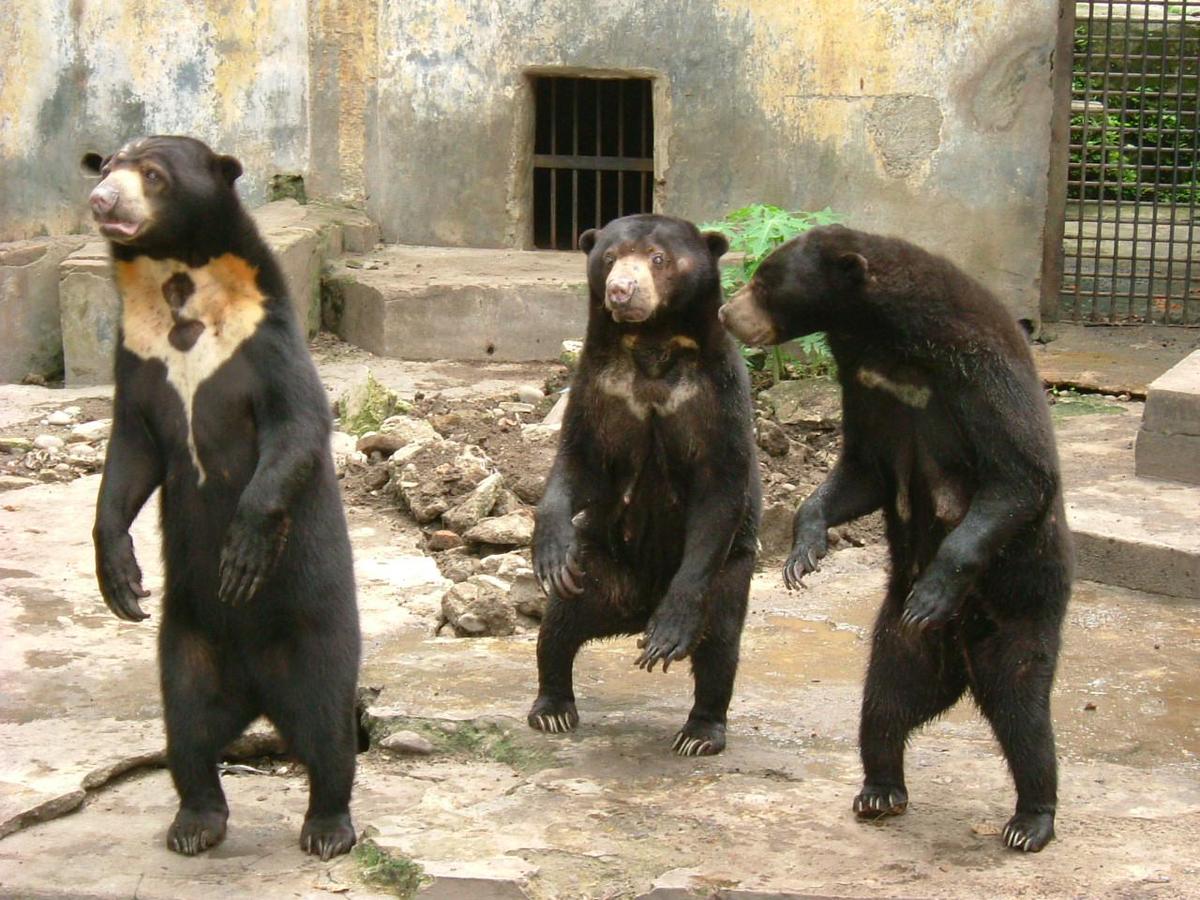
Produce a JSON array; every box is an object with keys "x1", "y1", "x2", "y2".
[
  {"x1": 1058, "y1": 406, "x2": 1200, "y2": 599},
  {"x1": 1136, "y1": 350, "x2": 1200, "y2": 484},
  {"x1": 56, "y1": 200, "x2": 379, "y2": 386},
  {"x1": 0, "y1": 236, "x2": 89, "y2": 382},
  {"x1": 324, "y1": 245, "x2": 588, "y2": 362}
]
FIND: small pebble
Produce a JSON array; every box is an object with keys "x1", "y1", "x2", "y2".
[
  {"x1": 33, "y1": 434, "x2": 64, "y2": 451},
  {"x1": 379, "y1": 731, "x2": 436, "y2": 756}
]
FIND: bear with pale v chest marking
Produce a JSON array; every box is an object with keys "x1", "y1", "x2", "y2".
[
  {"x1": 720, "y1": 224, "x2": 1072, "y2": 852},
  {"x1": 530, "y1": 214, "x2": 761, "y2": 756},
  {"x1": 83, "y1": 136, "x2": 360, "y2": 859}
]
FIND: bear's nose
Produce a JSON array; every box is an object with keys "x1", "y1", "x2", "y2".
[
  {"x1": 606, "y1": 276, "x2": 637, "y2": 306},
  {"x1": 89, "y1": 184, "x2": 119, "y2": 215}
]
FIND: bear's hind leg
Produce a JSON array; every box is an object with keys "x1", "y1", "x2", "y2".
[
  {"x1": 857, "y1": 600, "x2": 967, "y2": 819},
  {"x1": 674, "y1": 550, "x2": 754, "y2": 757},
  {"x1": 162, "y1": 627, "x2": 255, "y2": 855},
  {"x1": 258, "y1": 633, "x2": 359, "y2": 860},
  {"x1": 965, "y1": 615, "x2": 1060, "y2": 852}
]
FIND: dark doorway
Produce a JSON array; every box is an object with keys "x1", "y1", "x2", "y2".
[
  {"x1": 532, "y1": 76, "x2": 655, "y2": 250},
  {"x1": 1057, "y1": 0, "x2": 1198, "y2": 324}
]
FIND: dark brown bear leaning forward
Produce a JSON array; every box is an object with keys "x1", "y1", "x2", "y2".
[
  {"x1": 720, "y1": 224, "x2": 1072, "y2": 853},
  {"x1": 83, "y1": 136, "x2": 360, "y2": 860},
  {"x1": 530, "y1": 214, "x2": 762, "y2": 756}
]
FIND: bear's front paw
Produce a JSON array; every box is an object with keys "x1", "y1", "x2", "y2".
[
  {"x1": 218, "y1": 509, "x2": 289, "y2": 605},
  {"x1": 96, "y1": 532, "x2": 151, "y2": 622},
  {"x1": 636, "y1": 603, "x2": 702, "y2": 673},
  {"x1": 533, "y1": 520, "x2": 584, "y2": 599},
  {"x1": 900, "y1": 571, "x2": 965, "y2": 632},
  {"x1": 783, "y1": 520, "x2": 829, "y2": 590}
]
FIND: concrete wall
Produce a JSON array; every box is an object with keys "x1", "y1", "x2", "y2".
[
  {"x1": 2, "y1": 0, "x2": 1060, "y2": 322},
  {"x1": 0, "y1": 0, "x2": 310, "y2": 242},
  {"x1": 364, "y1": 0, "x2": 1062, "y2": 319}
]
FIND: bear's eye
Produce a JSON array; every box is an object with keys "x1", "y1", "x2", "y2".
[
  {"x1": 144, "y1": 169, "x2": 161, "y2": 185},
  {"x1": 651, "y1": 252, "x2": 666, "y2": 266}
]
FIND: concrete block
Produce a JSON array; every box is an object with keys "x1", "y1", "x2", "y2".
[
  {"x1": 0, "y1": 236, "x2": 87, "y2": 382},
  {"x1": 1135, "y1": 429, "x2": 1200, "y2": 485},
  {"x1": 59, "y1": 242, "x2": 120, "y2": 386},
  {"x1": 1140, "y1": 350, "x2": 1200, "y2": 437},
  {"x1": 330, "y1": 245, "x2": 588, "y2": 362}
]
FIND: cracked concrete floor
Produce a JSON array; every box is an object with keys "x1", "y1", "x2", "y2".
[{"x1": 1, "y1": 385, "x2": 1198, "y2": 898}]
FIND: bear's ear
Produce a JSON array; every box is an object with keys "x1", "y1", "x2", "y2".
[
  {"x1": 578, "y1": 229, "x2": 598, "y2": 254},
  {"x1": 703, "y1": 230, "x2": 729, "y2": 259},
  {"x1": 216, "y1": 154, "x2": 243, "y2": 185},
  {"x1": 835, "y1": 251, "x2": 869, "y2": 283},
  {"x1": 80, "y1": 152, "x2": 106, "y2": 176}
]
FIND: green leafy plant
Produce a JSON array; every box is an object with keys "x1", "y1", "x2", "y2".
[
  {"x1": 354, "y1": 840, "x2": 427, "y2": 897},
  {"x1": 700, "y1": 204, "x2": 841, "y2": 384}
]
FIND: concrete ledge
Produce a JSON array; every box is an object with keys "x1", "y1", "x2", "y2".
[
  {"x1": 0, "y1": 235, "x2": 88, "y2": 382},
  {"x1": 1059, "y1": 411, "x2": 1200, "y2": 599},
  {"x1": 1135, "y1": 429, "x2": 1200, "y2": 485},
  {"x1": 328, "y1": 245, "x2": 588, "y2": 362},
  {"x1": 57, "y1": 202, "x2": 379, "y2": 386}
]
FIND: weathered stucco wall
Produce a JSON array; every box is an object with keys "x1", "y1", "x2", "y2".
[
  {"x1": 366, "y1": 0, "x2": 1061, "y2": 317},
  {"x1": 0, "y1": 0, "x2": 310, "y2": 242},
  {"x1": 2, "y1": 0, "x2": 1060, "y2": 320}
]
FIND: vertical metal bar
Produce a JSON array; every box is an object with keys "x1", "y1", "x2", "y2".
[
  {"x1": 1130, "y1": 0, "x2": 1154, "y2": 321},
  {"x1": 571, "y1": 79, "x2": 579, "y2": 249},
  {"x1": 549, "y1": 79, "x2": 557, "y2": 250},
  {"x1": 641, "y1": 79, "x2": 650, "y2": 212},
  {"x1": 1145, "y1": 0, "x2": 1172, "y2": 321},
  {"x1": 1105, "y1": 0, "x2": 1131, "y2": 322},
  {"x1": 1071, "y1": 3, "x2": 1097, "y2": 322},
  {"x1": 1163, "y1": 1, "x2": 1189, "y2": 323},
  {"x1": 1041, "y1": 0, "x2": 1074, "y2": 325},
  {"x1": 1090, "y1": 3, "x2": 1114, "y2": 322},
  {"x1": 1182, "y1": 0, "x2": 1199, "y2": 324},
  {"x1": 619, "y1": 83, "x2": 628, "y2": 216},
  {"x1": 595, "y1": 81, "x2": 602, "y2": 227}
]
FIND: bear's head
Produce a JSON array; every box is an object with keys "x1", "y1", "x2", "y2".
[
  {"x1": 81, "y1": 136, "x2": 243, "y2": 253},
  {"x1": 719, "y1": 224, "x2": 868, "y2": 345},
  {"x1": 578, "y1": 215, "x2": 729, "y2": 325}
]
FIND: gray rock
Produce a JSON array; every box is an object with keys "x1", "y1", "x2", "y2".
[
  {"x1": 0, "y1": 437, "x2": 35, "y2": 454},
  {"x1": 542, "y1": 391, "x2": 570, "y2": 428},
  {"x1": 478, "y1": 551, "x2": 531, "y2": 577},
  {"x1": 356, "y1": 414, "x2": 439, "y2": 455},
  {"x1": 68, "y1": 419, "x2": 111, "y2": 443},
  {"x1": 516, "y1": 384, "x2": 545, "y2": 405},
  {"x1": 45, "y1": 411, "x2": 75, "y2": 427},
  {"x1": 33, "y1": 435, "x2": 64, "y2": 451},
  {"x1": 428, "y1": 530, "x2": 464, "y2": 551},
  {"x1": 379, "y1": 730, "x2": 435, "y2": 756},
  {"x1": 339, "y1": 370, "x2": 404, "y2": 436},
  {"x1": 512, "y1": 475, "x2": 545, "y2": 505},
  {"x1": 391, "y1": 440, "x2": 493, "y2": 524},
  {"x1": 435, "y1": 547, "x2": 481, "y2": 583},
  {"x1": 759, "y1": 501, "x2": 796, "y2": 559},
  {"x1": 756, "y1": 418, "x2": 790, "y2": 457},
  {"x1": 760, "y1": 378, "x2": 842, "y2": 428},
  {"x1": 440, "y1": 576, "x2": 517, "y2": 637},
  {"x1": 443, "y1": 472, "x2": 504, "y2": 533},
  {"x1": 509, "y1": 572, "x2": 546, "y2": 620},
  {"x1": 491, "y1": 488, "x2": 525, "y2": 517},
  {"x1": 464, "y1": 512, "x2": 535, "y2": 547}
]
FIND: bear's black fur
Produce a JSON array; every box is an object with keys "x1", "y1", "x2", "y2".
[
  {"x1": 83, "y1": 136, "x2": 360, "y2": 859},
  {"x1": 720, "y1": 224, "x2": 1072, "y2": 852},
  {"x1": 530, "y1": 214, "x2": 761, "y2": 756}
]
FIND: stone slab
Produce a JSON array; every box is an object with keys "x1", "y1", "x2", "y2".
[
  {"x1": 0, "y1": 236, "x2": 87, "y2": 382},
  {"x1": 1135, "y1": 429, "x2": 1200, "y2": 486},
  {"x1": 329, "y1": 245, "x2": 588, "y2": 362},
  {"x1": 58, "y1": 202, "x2": 379, "y2": 385},
  {"x1": 1057, "y1": 408, "x2": 1200, "y2": 599}
]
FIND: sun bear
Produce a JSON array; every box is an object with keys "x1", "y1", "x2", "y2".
[
  {"x1": 529, "y1": 214, "x2": 761, "y2": 756},
  {"x1": 720, "y1": 224, "x2": 1072, "y2": 852},
  {"x1": 83, "y1": 136, "x2": 360, "y2": 859}
]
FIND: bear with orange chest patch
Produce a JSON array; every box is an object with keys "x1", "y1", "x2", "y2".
[
  {"x1": 720, "y1": 224, "x2": 1073, "y2": 853},
  {"x1": 83, "y1": 136, "x2": 360, "y2": 859},
  {"x1": 529, "y1": 214, "x2": 761, "y2": 756}
]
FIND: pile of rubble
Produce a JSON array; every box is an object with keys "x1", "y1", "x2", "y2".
[{"x1": 0, "y1": 406, "x2": 111, "y2": 490}]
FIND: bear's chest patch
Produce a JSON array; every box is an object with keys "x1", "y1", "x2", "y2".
[
  {"x1": 116, "y1": 254, "x2": 266, "y2": 485},
  {"x1": 594, "y1": 335, "x2": 702, "y2": 421}
]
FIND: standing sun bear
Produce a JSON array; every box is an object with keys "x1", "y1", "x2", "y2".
[
  {"x1": 530, "y1": 214, "x2": 761, "y2": 756},
  {"x1": 84, "y1": 136, "x2": 360, "y2": 859},
  {"x1": 721, "y1": 225, "x2": 1072, "y2": 852}
]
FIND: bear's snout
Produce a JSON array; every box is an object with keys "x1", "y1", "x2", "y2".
[
  {"x1": 606, "y1": 275, "x2": 638, "y2": 307},
  {"x1": 90, "y1": 184, "x2": 119, "y2": 215}
]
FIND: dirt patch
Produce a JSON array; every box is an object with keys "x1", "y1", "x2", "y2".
[{"x1": 0, "y1": 396, "x2": 113, "y2": 491}]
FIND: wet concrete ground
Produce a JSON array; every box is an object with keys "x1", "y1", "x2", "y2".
[{"x1": 1, "y1": 352, "x2": 1199, "y2": 898}]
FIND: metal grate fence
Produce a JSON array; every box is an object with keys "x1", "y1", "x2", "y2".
[
  {"x1": 1061, "y1": 1, "x2": 1199, "y2": 324},
  {"x1": 532, "y1": 77, "x2": 654, "y2": 250}
]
